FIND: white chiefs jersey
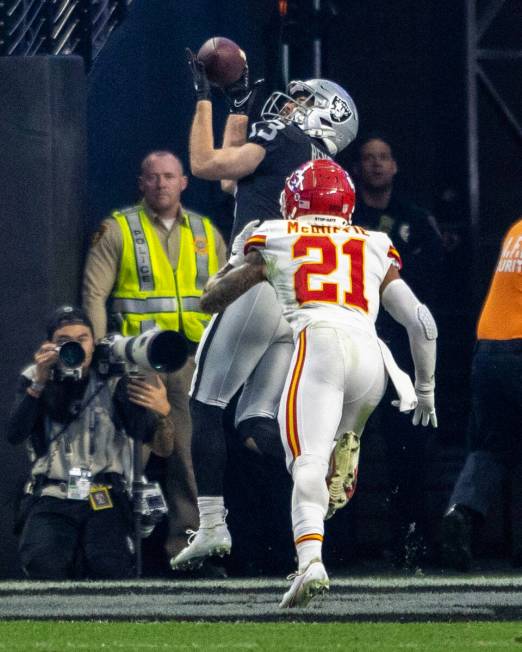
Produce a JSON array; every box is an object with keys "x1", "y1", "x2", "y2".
[{"x1": 244, "y1": 215, "x2": 403, "y2": 336}]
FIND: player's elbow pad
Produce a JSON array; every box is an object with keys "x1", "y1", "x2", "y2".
[
  {"x1": 381, "y1": 279, "x2": 437, "y2": 390},
  {"x1": 381, "y1": 279, "x2": 437, "y2": 341}
]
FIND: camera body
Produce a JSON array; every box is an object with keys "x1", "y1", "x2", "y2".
[
  {"x1": 50, "y1": 341, "x2": 86, "y2": 382},
  {"x1": 96, "y1": 329, "x2": 188, "y2": 378}
]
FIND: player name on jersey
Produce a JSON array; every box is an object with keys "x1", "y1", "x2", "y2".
[{"x1": 285, "y1": 220, "x2": 368, "y2": 236}]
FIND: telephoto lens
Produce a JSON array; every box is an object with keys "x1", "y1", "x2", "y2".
[{"x1": 110, "y1": 330, "x2": 188, "y2": 374}]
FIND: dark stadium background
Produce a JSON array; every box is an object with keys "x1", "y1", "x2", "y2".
[{"x1": 0, "y1": 0, "x2": 520, "y2": 578}]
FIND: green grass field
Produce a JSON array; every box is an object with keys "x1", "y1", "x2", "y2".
[{"x1": 1, "y1": 621, "x2": 522, "y2": 651}]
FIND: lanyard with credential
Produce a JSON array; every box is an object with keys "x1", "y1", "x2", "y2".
[{"x1": 43, "y1": 381, "x2": 106, "y2": 477}]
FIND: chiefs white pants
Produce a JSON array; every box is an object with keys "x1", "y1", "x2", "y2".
[{"x1": 278, "y1": 323, "x2": 388, "y2": 471}]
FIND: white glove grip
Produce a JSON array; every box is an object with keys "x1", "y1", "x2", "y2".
[{"x1": 228, "y1": 219, "x2": 261, "y2": 267}]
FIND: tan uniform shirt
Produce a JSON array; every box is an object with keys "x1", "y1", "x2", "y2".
[{"x1": 82, "y1": 202, "x2": 227, "y2": 340}]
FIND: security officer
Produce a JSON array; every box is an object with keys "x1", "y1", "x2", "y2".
[
  {"x1": 7, "y1": 306, "x2": 171, "y2": 579},
  {"x1": 441, "y1": 217, "x2": 522, "y2": 570},
  {"x1": 350, "y1": 134, "x2": 444, "y2": 567},
  {"x1": 82, "y1": 150, "x2": 227, "y2": 561}
]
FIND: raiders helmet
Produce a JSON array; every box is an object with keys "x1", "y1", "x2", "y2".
[
  {"x1": 261, "y1": 79, "x2": 358, "y2": 155},
  {"x1": 280, "y1": 159, "x2": 356, "y2": 222}
]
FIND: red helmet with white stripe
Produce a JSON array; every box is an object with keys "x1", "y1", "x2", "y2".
[{"x1": 280, "y1": 159, "x2": 356, "y2": 223}]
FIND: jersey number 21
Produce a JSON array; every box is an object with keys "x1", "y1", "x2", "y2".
[{"x1": 293, "y1": 235, "x2": 369, "y2": 312}]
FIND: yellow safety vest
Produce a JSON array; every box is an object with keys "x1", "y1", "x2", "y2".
[{"x1": 110, "y1": 205, "x2": 219, "y2": 342}]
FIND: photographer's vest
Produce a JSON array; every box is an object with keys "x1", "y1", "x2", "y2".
[
  {"x1": 23, "y1": 369, "x2": 133, "y2": 499},
  {"x1": 110, "y1": 206, "x2": 219, "y2": 341}
]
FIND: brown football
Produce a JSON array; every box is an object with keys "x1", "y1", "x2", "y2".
[{"x1": 197, "y1": 36, "x2": 246, "y2": 88}]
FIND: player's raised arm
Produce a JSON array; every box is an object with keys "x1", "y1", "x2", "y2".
[
  {"x1": 380, "y1": 266, "x2": 438, "y2": 427},
  {"x1": 186, "y1": 49, "x2": 266, "y2": 181}
]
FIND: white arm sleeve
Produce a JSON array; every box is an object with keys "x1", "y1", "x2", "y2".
[{"x1": 381, "y1": 279, "x2": 437, "y2": 391}]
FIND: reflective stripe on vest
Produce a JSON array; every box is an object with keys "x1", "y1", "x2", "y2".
[
  {"x1": 188, "y1": 215, "x2": 210, "y2": 290},
  {"x1": 125, "y1": 208, "x2": 154, "y2": 291},
  {"x1": 112, "y1": 296, "x2": 202, "y2": 314}
]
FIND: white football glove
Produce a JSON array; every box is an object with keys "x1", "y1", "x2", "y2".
[
  {"x1": 412, "y1": 388, "x2": 437, "y2": 428},
  {"x1": 228, "y1": 220, "x2": 261, "y2": 267}
]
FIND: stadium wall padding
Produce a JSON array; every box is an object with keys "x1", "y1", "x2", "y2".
[{"x1": 0, "y1": 55, "x2": 87, "y2": 578}]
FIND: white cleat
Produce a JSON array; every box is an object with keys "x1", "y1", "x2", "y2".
[
  {"x1": 279, "y1": 559, "x2": 329, "y2": 608},
  {"x1": 326, "y1": 431, "x2": 360, "y2": 520},
  {"x1": 169, "y1": 523, "x2": 232, "y2": 571}
]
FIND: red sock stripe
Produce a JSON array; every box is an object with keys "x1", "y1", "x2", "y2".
[
  {"x1": 285, "y1": 329, "x2": 307, "y2": 459},
  {"x1": 295, "y1": 533, "x2": 324, "y2": 545}
]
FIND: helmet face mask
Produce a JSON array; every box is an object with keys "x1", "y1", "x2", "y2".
[
  {"x1": 261, "y1": 79, "x2": 358, "y2": 155},
  {"x1": 280, "y1": 160, "x2": 356, "y2": 223}
]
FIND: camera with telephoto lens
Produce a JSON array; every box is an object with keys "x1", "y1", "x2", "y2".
[
  {"x1": 133, "y1": 479, "x2": 169, "y2": 538},
  {"x1": 51, "y1": 341, "x2": 86, "y2": 382},
  {"x1": 95, "y1": 328, "x2": 188, "y2": 377}
]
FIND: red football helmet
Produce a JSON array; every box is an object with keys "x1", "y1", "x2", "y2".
[{"x1": 280, "y1": 159, "x2": 356, "y2": 222}]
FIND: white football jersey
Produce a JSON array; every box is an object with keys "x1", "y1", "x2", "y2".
[{"x1": 244, "y1": 215, "x2": 402, "y2": 336}]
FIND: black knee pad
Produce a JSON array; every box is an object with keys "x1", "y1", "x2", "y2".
[{"x1": 237, "y1": 417, "x2": 285, "y2": 461}]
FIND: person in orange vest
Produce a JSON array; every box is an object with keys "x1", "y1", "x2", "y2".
[
  {"x1": 82, "y1": 151, "x2": 227, "y2": 567},
  {"x1": 441, "y1": 217, "x2": 522, "y2": 570}
]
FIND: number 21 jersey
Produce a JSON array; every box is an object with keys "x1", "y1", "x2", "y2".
[{"x1": 244, "y1": 215, "x2": 403, "y2": 336}]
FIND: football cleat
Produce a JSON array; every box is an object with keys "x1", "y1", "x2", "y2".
[
  {"x1": 279, "y1": 559, "x2": 329, "y2": 608},
  {"x1": 326, "y1": 431, "x2": 360, "y2": 520},
  {"x1": 169, "y1": 523, "x2": 232, "y2": 571}
]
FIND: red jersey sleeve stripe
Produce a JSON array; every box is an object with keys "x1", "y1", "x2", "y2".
[
  {"x1": 387, "y1": 245, "x2": 403, "y2": 269},
  {"x1": 244, "y1": 235, "x2": 267, "y2": 255}
]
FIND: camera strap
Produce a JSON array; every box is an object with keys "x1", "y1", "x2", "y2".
[{"x1": 42, "y1": 380, "x2": 107, "y2": 479}]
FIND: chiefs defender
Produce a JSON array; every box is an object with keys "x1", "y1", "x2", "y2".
[{"x1": 200, "y1": 159, "x2": 438, "y2": 608}]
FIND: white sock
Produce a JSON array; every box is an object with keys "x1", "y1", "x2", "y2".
[
  {"x1": 291, "y1": 458, "x2": 328, "y2": 571},
  {"x1": 198, "y1": 496, "x2": 226, "y2": 528},
  {"x1": 293, "y1": 505, "x2": 324, "y2": 571},
  {"x1": 296, "y1": 539, "x2": 323, "y2": 571}
]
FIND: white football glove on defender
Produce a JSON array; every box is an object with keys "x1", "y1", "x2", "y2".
[
  {"x1": 228, "y1": 220, "x2": 261, "y2": 267},
  {"x1": 412, "y1": 387, "x2": 437, "y2": 427}
]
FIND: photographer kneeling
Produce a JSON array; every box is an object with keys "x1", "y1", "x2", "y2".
[{"x1": 7, "y1": 306, "x2": 173, "y2": 580}]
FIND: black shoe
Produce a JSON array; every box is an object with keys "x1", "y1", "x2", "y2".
[{"x1": 440, "y1": 504, "x2": 474, "y2": 571}]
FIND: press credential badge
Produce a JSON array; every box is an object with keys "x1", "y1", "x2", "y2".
[{"x1": 67, "y1": 467, "x2": 92, "y2": 500}]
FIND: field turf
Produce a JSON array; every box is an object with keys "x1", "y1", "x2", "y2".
[
  {"x1": 2, "y1": 575, "x2": 522, "y2": 650},
  {"x1": 1, "y1": 620, "x2": 522, "y2": 650}
]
